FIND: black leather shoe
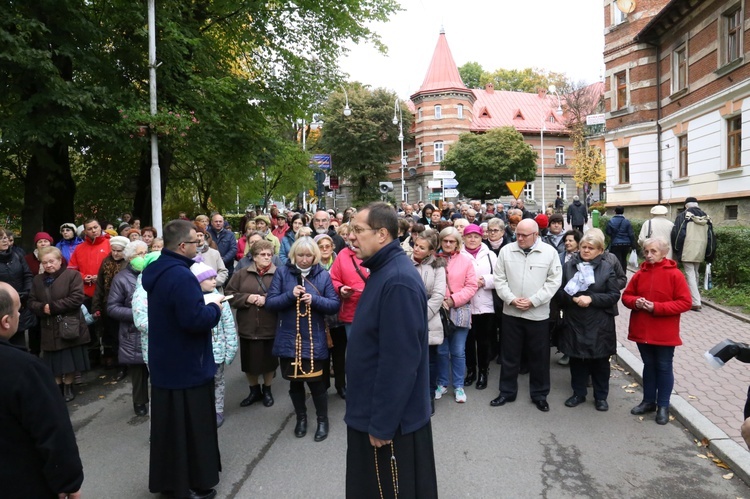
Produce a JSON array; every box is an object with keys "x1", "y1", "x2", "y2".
[
  {"x1": 114, "y1": 367, "x2": 128, "y2": 382},
  {"x1": 240, "y1": 385, "x2": 263, "y2": 407},
  {"x1": 261, "y1": 385, "x2": 274, "y2": 407},
  {"x1": 630, "y1": 401, "x2": 657, "y2": 415},
  {"x1": 464, "y1": 369, "x2": 476, "y2": 387},
  {"x1": 564, "y1": 395, "x2": 586, "y2": 407},
  {"x1": 314, "y1": 418, "x2": 329, "y2": 442},
  {"x1": 533, "y1": 399, "x2": 550, "y2": 412},
  {"x1": 475, "y1": 370, "x2": 488, "y2": 390},
  {"x1": 134, "y1": 404, "x2": 148, "y2": 416},
  {"x1": 655, "y1": 406, "x2": 670, "y2": 425},
  {"x1": 63, "y1": 383, "x2": 75, "y2": 403},
  {"x1": 294, "y1": 415, "x2": 307, "y2": 437},
  {"x1": 337, "y1": 387, "x2": 347, "y2": 400},
  {"x1": 490, "y1": 394, "x2": 516, "y2": 407},
  {"x1": 595, "y1": 399, "x2": 609, "y2": 412}
]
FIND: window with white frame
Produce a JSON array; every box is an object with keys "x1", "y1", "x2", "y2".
[
  {"x1": 723, "y1": 7, "x2": 743, "y2": 65},
  {"x1": 613, "y1": 1, "x2": 627, "y2": 25},
  {"x1": 523, "y1": 182, "x2": 534, "y2": 200},
  {"x1": 417, "y1": 144, "x2": 423, "y2": 165},
  {"x1": 457, "y1": 104, "x2": 464, "y2": 119},
  {"x1": 434, "y1": 105, "x2": 442, "y2": 119},
  {"x1": 555, "y1": 146, "x2": 565, "y2": 165},
  {"x1": 434, "y1": 141, "x2": 444, "y2": 163},
  {"x1": 418, "y1": 108, "x2": 423, "y2": 121},
  {"x1": 556, "y1": 183, "x2": 566, "y2": 200},
  {"x1": 673, "y1": 44, "x2": 687, "y2": 93}
]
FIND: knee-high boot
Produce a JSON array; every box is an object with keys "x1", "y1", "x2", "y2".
[
  {"x1": 290, "y1": 390, "x2": 307, "y2": 438},
  {"x1": 312, "y1": 391, "x2": 329, "y2": 442}
]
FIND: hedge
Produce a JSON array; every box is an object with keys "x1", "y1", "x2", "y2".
[{"x1": 596, "y1": 217, "x2": 749, "y2": 287}]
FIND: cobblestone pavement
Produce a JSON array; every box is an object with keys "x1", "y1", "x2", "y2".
[{"x1": 615, "y1": 296, "x2": 750, "y2": 447}]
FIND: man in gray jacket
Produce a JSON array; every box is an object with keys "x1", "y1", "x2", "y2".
[
  {"x1": 566, "y1": 195, "x2": 588, "y2": 232},
  {"x1": 491, "y1": 219, "x2": 562, "y2": 412}
]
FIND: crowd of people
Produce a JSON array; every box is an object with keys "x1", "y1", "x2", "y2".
[{"x1": 0, "y1": 195, "x2": 714, "y2": 498}]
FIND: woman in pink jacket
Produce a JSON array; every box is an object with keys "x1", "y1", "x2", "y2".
[
  {"x1": 435, "y1": 227, "x2": 478, "y2": 404},
  {"x1": 622, "y1": 237, "x2": 691, "y2": 425}
]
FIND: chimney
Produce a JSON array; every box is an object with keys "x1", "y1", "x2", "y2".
[{"x1": 485, "y1": 83, "x2": 494, "y2": 94}]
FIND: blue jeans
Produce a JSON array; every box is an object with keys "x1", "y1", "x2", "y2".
[
  {"x1": 344, "y1": 323, "x2": 352, "y2": 340},
  {"x1": 637, "y1": 343, "x2": 675, "y2": 407},
  {"x1": 436, "y1": 327, "x2": 469, "y2": 389}
]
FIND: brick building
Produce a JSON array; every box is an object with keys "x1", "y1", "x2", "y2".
[
  {"x1": 604, "y1": 0, "x2": 750, "y2": 223},
  {"x1": 345, "y1": 29, "x2": 603, "y2": 211}
]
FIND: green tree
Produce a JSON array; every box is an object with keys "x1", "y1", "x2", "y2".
[
  {"x1": 316, "y1": 84, "x2": 412, "y2": 204},
  {"x1": 458, "y1": 61, "x2": 484, "y2": 89},
  {"x1": 570, "y1": 127, "x2": 605, "y2": 202},
  {"x1": 481, "y1": 67, "x2": 569, "y2": 93},
  {"x1": 442, "y1": 127, "x2": 537, "y2": 201}
]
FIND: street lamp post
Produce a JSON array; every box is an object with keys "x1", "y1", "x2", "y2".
[
  {"x1": 541, "y1": 85, "x2": 563, "y2": 210},
  {"x1": 393, "y1": 99, "x2": 406, "y2": 203}
]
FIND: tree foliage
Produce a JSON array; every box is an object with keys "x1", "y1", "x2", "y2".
[
  {"x1": 316, "y1": 84, "x2": 412, "y2": 204},
  {"x1": 481, "y1": 67, "x2": 570, "y2": 93},
  {"x1": 570, "y1": 127, "x2": 605, "y2": 195},
  {"x1": 442, "y1": 127, "x2": 537, "y2": 201},
  {"x1": 0, "y1": 0, "x2": 400, "y2": 247},
  {"x1": 458, "y1": 61, "x2": 483, "y2": 89}
]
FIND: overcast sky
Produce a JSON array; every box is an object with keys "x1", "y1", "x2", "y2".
[{"x1": 338, "y1": 0, "x2": 605, "y2": 98}]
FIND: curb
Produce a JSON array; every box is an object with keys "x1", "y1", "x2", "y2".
[
  {"x1": 702, "y1": 299, "x2": 750, "y2": 325},
  {"x1": 616, "y1": 343, "x2": 750, "y2": 485}
]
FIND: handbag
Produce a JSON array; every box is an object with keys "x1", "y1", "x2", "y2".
[
  {"x1": 439, "y1": 307, "x2": 457, "y2": 338},
  {"x1": 57, "y1": 314, "x2": 81, "y2": 340},
  {"x1": 444, "y1": 266, "x2": 472, "y2": 330}
]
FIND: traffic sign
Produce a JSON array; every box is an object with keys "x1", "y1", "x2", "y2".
[
  {"x1": 505, "y1": 181, "x2": 527, "y2": 199},
  {"x1": 427, "y1": 180, "x2": 442, "y2": 189},
  {"x1": 428, "y1": 193, "x2": 442, "y2": 200},
  {"x1": 444, "y1": 188, "x2": 459, "y2": 198},
  {"x1": 443, "y1": 178, "x2": 459, "y2": 189},
  {"x1": 432, "y1": 170, "x2": 456, "y2": 179}
]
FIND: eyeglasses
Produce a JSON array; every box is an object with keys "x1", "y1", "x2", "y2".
[
  {"x1": 318, "y1": 244, "x2": 332, "y2": 250},
  {"x1": 516, "y1": 233, "x2": 536, "y2": 239},
  {"x1": 181, "y1": 240, "x2": 200, "y2": 245},
  {"x1": 256, "y1": 252, "x2": 273, "y2": 257},
  {"x1": 442, "y1": 239, "x2": 457, "y2": 244},
  {"x1": 351, "y1": 226, "x2": 378, "y2": 235},
  {"x1": 487, "y1": 229, "x2": 501, "y2": 234}
]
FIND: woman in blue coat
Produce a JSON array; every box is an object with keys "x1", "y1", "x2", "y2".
[{"x1": 266, "y1": 236, "x2": 339, "y2": 442}]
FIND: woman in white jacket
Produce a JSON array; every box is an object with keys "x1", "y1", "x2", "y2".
[
  {"x1": 461, "y1": 224, "x2": 498, "y2": 390},
  {"x1": 411, "y1": 229, "x2": 446, "y2": 416}
]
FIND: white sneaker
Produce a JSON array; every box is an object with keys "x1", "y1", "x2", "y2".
[
  {"x1": 455, "y1": 387, "x2": 467, "y2": 403},
  {"x1": 435, "y1": 385, "x2": 448, "y2": 400}
]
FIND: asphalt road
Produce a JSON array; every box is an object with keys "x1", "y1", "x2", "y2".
[{"x1": 71, "y1": 355, "x2": 750, "y2": 498}]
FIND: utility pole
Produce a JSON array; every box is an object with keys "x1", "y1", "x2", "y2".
[{"x1": 148, "y1": 0, "x2": 163, "y2": 234}]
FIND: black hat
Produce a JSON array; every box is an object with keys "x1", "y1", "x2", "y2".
[{"x1": 685, "y1": 197, "x2": 698, "y2": 204}]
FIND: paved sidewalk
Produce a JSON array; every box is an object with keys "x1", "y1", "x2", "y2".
[{"x1": 614, "y1": 288, "x2": 750, "y2": 481}]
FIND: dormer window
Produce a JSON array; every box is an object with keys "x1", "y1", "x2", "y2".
[
  {"x1": 513, "y1": 108, "x2": 523, "y2": 120},
  {"x1": 549, "y1": 116, "x2": 555, "y2": 123}
]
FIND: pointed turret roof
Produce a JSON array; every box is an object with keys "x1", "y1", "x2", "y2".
[{"x1": 414, "y1": 28, "x2": 467, "y2": 95}]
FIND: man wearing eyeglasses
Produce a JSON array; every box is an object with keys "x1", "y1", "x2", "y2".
[
  {"x1": 142, "y1": 220, "x2": 225, "y2": 499},
  {"x1": 491, "y1": 219, "x2": 562, "y2": 412}
]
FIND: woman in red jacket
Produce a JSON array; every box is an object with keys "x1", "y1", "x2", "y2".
[{"x1": 622, "y1": 237, "x2": 692, "y2": 425}]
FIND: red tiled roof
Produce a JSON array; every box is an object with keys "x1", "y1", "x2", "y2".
[
  {"x1": 470, "y1": 89, "x2": 569, "y2": 134},
  {"x1": 414, "y1": 28, "x2": 467, "y2": 95}
]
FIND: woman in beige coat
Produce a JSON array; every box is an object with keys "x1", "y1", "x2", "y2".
[{"x1": 411, "y1": 229, "x2": 446, "y2": 416}]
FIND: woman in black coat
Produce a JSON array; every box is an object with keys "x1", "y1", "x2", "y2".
[
  {"x1": 557, "y1": 231, "x2": 621, "y2": 412},
  {"x1": 27, "y1": 247, "x2": 90, "y2": 402},
  {"x1": 0, "y1": 227, "x2": 35, "y2": 347}
]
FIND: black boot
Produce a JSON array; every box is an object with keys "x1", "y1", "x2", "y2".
[
  {"x1": 58, "y1": 383, "x2": 64, "y2": 396},
  {"x1": 655, "y1": 406, "x2": 670, "y2": 425},
  {"x1": 312, "y1": 391, "x2": 328, "y2": 441},
  {"x1": 475, "y1": 369, "x2": 488, "y2": 390},
  {"x1": 240, "y1": 385, "x2": 263, "y2": 407},
  {"x1": 314, "y1": 417, "x2": 329, "y2": 442},
  {"x1": 63, "y1": 383, "x2": 75, "y2": 403},
  {"x1": 290, "y1": 391, "x2": 307, "y2": 437},
  {"x1": 261, "y1": 385, "x2": 274, "y2": 407},
  {"x1": 464, "y1": 368, "x2": 476, "y2": 387}
]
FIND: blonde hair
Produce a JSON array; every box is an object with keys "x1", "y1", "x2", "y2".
[
  {"x1": 39, "y1": 246, "x2": 62, "y2": 262},
  {"x1": 580, "y1": 231, "x2": 605, "y2": 250},
  {"x1": 288, "y1": 236, "x2": 321, "y2": 266},
  {"x1": 439, "y1": 226, "x2": 464, "y2": 251},
  {"x1": 296, "y1": 226, "x2": 313, "y2": 239}
]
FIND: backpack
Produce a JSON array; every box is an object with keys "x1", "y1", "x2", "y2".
[{"x1": 675, "y1": 210, "x2": 716, "y2": 263}]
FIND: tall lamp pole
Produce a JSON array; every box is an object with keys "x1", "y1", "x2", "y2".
[
  {"x1": 393, "y1": 99, "x2": 406, "y2": 203},
  {"x1": 541, "y1": 84, "x2": 563, "y2": 210},
  {"x1": 147, "y1": 0, "x2": 162, "y2": 234}
]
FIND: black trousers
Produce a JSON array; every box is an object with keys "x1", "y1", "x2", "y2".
[
  {"x1": 329, "y1": 326, "x2": 347, "y2": 391},
  {"x1": 346, "y1": 423, "x2": 438, "y2": 499},
  {"x1": 130, "y1": 363, "x2": 150, "y2": 406},
  {"x1": 499, "y1": 314, "x2": 550, "y2": 400},
  {"x1": 465, "y1": 313, "x2": 495, "y2": 373},
  {"x1": 569, "y1": 357, "x2": 611, "y2": 400},
  {"x1": 572, "y1": 225, "x2": 584, "y2": 232},
  {"x1": 609, "y1": 244, "x2": 630, "y2": 272}
]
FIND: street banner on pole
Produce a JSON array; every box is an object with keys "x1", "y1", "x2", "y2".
[
  {"x1": 427, "y1": 180, "x2": 442, "y2": 189},
  {"x1": 309, "y1": 154, "x2": 332, "y2": 170},
  {"x1": 432, "y1": 170, "x2": 456, "y2": 179}
]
